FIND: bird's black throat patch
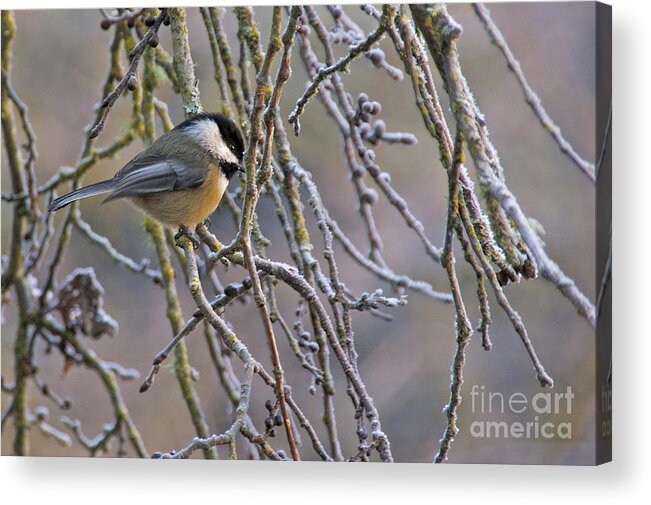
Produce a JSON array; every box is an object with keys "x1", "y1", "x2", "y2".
[{"x1": 220, "y1": 161, "x2": 242, "y2": 180}]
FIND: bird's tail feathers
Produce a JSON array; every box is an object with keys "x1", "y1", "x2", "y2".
[{"x1": 48, "y1": 180, "x2": 113, "y2": 212}]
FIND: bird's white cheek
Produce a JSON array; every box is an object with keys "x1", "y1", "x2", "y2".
[{"x1": 186, "y1": 120, "x2": 239, "y2": 164}]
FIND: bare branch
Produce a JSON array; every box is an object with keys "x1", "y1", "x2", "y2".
[{"x1": 473, "y1": 3, "x2": 596, "y2": 182}]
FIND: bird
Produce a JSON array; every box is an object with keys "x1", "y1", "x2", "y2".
[{"x1": 49, "y1": 112, "x2": 245, "y2": 248}]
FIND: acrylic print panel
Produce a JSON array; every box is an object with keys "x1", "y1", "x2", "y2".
[{"x1": 0, "y1": 3, "x2": 610, "y2": 464}]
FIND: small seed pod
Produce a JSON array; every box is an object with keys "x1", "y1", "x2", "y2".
[
  {"x1": 224, "y1": 284, "x2": 239, "y2": 298},
  {"x1": 521, "y1": 258, "x2": 537, "y2": 279},
  {"x1": 358, "y1": 123, "x2": 371, "y2": 137},
  {"x1": 163, "y1": 15, "x2": 171, "y2": 26},
  {"x1": 361, "y1": 188, "x2": 379, "y2": 206},
  {"x1": 264, "y1": 399, "x2": 274, "y2": 411},
  {"x1": 496, "y1": 269, "x2": 510, "y2": 287},
  {"x1": 127, "y1": 17, "x2": 135, "y2": 28},
  {"x1": 127, "y1": 74, "x2": 138, "y2": 91},
  {"x1": 361, "y1": 101, "x2": 375, "y2": 114},
  {"x1": 351, "y1": 166, "x2": 365, "y2": 178},
  {"x1": 144, "y1": 15, "x2": 156, "y2": 27},
  {"x1": 34, "y1": 406, "x2": 49, "y2": 422},
  {"x1": 368, "y1": 49, "x2": 385, "y2": 67},
  {"x1": 373, "y1": 120, "x2": 386, "y2": 138},
  {"x1": 274, "y1": 415, "x2": 283, "y2": 427},
  {"x1": 148, "y1": 33, "x2": 160, "y2": 48},
  {"x1": 265, "y1": 417, "x2": 274, "y2": 430},
  {"x1": 100, "y1": 18, "x2": 112, "y2": 30},
  {"x1": 149, "y1": 33, "x2": 160, "y2": 47}
]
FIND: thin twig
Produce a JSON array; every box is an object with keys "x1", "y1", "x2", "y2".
[
  {"x1": 288, "y1": 6, "x2": 394, "y2": 135},
  {"x1": 473, "y1": 3, "x2": 595, "y2": 182},
  {"x1": 88, "y1": 9, "x2": 166, "y2": 138},
  {"x1": 435, "y1": 131, "x2": 473, "y2": 463}
]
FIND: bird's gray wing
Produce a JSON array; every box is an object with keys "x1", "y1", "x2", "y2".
[{"x1": 104, "y1": 158, "x2": 208, "y2": 202}]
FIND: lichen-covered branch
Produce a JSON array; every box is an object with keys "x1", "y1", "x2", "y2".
[
  {"x1": 411, "y1": 3, "x2": 595, "y2": 327},
  {"x1": 435, "y1": 131, "x2": 473, "y2": 463}
]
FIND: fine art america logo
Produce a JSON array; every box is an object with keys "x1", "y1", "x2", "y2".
[{"x1": 469, "y1": 385, "x2": 574, "y2": 440}]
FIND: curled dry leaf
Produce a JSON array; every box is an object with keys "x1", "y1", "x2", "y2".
[{"x1": 56, "y1": 267, "x2": 118, "y2": 339}]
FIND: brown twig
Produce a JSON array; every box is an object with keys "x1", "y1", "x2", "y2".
[{"x1": 88, "y1": 9, "x2": 166, "y2": 139}]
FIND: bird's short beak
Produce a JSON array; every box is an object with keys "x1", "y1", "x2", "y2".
[{"x1": 237, "y1": 164, "x2": 245, "y2": 173}]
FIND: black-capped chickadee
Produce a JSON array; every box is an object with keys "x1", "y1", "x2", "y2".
[{"x1": 49, "y1": 112, "x2": 245, "y2": 246}]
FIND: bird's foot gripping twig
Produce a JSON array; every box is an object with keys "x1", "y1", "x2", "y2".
[{"x1": 174, "y1": 225, "x2": 200, "y2": 250}]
